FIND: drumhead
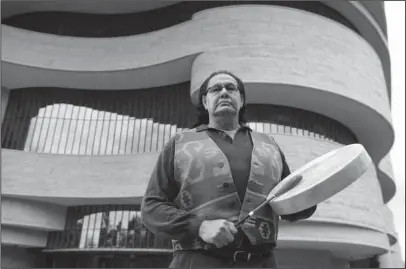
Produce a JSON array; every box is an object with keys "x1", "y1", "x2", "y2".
[{"x1": 270, "y1": 144, "x2": 372, "y2": 215}]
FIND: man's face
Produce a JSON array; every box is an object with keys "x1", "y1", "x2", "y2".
[{"x1": 202, "y1": 74, "x2": 244, "y2": 119}]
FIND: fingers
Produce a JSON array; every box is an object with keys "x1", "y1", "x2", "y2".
[
  {"x1": 213, "y1": 221, "x2": 236, "y2": 248},
  {"x1": 199, "y1": 219, "x2": 238, "y2": 248},
  {"x1": 214, "y1": 242, "x2": 223, "y2": 248},
  {"x1": 226, "y1": 221, "x2": 238, "y2": 235},
  {"x1": 222, "y1": 226, "x2": 235, "y2": 242},
  {"x1": 213, "y1": 234, "x2": 233, "y2": 248},
  {"x1": 212, "y1": 235, "x2": 228, "y2": 248}
]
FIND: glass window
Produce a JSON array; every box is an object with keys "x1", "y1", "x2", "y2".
[{"x1": 3, "y1": 87, "x2": 357, "y2": 154}]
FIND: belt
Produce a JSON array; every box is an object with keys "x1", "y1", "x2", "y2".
[
  {"x1": 199, "y1": 248, "x2": 272, "y2": 262},
  {"x1": 232, "y1": 250, "x2": 270, "y2": 262}
]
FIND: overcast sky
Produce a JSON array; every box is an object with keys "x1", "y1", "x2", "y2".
[{"x1": 385, "y1": 1, "x2": 405, "y2": 260}]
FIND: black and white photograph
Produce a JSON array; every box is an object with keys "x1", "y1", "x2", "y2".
[{"x1": 1, "y1": 1, "x2": 404, "y2": 268}]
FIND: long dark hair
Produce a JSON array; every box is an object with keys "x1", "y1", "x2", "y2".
[{"x1": 192, "y1": 70, "x2": 248, "y2": 128}]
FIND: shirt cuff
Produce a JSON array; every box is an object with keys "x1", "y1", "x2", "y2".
[{"x1": 187, "y1": 214, "x2": 206, "y2": 239}]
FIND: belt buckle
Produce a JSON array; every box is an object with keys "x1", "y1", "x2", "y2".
[{"x1": 233, "y1": 251, "x2": 252, "y2": 262}]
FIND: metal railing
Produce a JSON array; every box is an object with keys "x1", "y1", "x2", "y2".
[{"x1": 46, "y1": 229, "x2": 172, "y2": 252}]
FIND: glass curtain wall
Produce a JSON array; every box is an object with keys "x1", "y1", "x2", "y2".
[{"x1": 1, "y1": 85, "x2": 357, "y2": 155}]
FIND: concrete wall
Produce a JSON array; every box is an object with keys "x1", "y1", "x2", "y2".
[
  {"x1": 2, "y1": 226, "x2": 48, "y2": 247},
  {"x1": 1, "y1": 197, "x2": 66, "y2": 231},
  {"x1": 275, "y1": 249, "x2": 349, "y2": 268},
  {"x1": 2, "y1": 149, "x2": 156, "y2": 205},
  {"x1": 323, "y1": 1, "x2": 390, "y2": 97},
  {"x1": 1, "y1": 246, "x2": 39, "y2": 268},
  {"x1": 1, "y1": 0, "x2": 180, "y2": 18}
]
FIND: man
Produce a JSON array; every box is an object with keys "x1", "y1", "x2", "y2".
[{"x1": 141, "y1": 70, "x2": 316, "y2": 268}]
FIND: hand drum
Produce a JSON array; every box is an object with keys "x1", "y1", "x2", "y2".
[{"x1": 269, "y1": 144, "x2": 372, "y2": 215}]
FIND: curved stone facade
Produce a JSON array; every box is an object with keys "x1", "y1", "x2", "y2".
[
  {"x1": 1, "y1": 2, "x2": 400, "y2": 268},
  {"x1": 2, "y1": 2, "x2": 359, "y2": 37},
  {"x1": 1, "y1": 197, "x2": 66, "y2": 231}
]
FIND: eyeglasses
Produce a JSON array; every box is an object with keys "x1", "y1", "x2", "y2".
[{"x1": 206, "y1": 83, "x2": 239, "y2": 95}]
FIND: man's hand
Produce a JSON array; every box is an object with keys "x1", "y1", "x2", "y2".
[{"x1": 198, "y1": 219, "x2": 238, "y2": 248}]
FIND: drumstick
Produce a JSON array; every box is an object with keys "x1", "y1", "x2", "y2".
[{"x1": 235, "y1": 174, "x2": 302, "y2": 228}]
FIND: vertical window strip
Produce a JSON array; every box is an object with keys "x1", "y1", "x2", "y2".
[
  {"x1": 142, "y1": 93, "x2": 151, "y2": 152},
  {"x1": 40, "y1": 103, "x2": 55, "y2": 153},
  {"x1": 71, "y1": 103, "x2": 83, "y2": 155},
  {"x1": 56, "y1": 104, "x2": 68, "y2": 154},
  {"x1": 148, "y1": 92, "x2": 155, "y2": 153},
  {"x1": 79, "y1": 207, "x2": 90, "y2": 249},
  {"x1": 136, "y1": 96, "x2": 144, "y2": 153},
  {"x1": 1, "y1": 92, "x2": 14, "y2": 147},
  {"x1": 111, "y1": 100, "x2": 120, "y2": 155},
  {"x1": 99, "y1": 108, "x2": 109, "y2": 155},
  {"x1": 7, "y1": 91, "x2": 20, "y2": 149},
  {"x1": 47, "y1": 100, "x2": 61, "y2": 153},
  {"x1": 51, "y1": 103, "x2": 64, "y2": 154},
  {"x1": 10, "y1": 92, "x2": 25, "y2": 150},
  {"x1": 117, "y1": 108, "x2": 126, "y2": 155},
  {"x1": 130, "y1": 96, "x2": 138, "y2": 154},
  {"x1": 124, "y1": 98, "x2": 132, "y2": 154},
  {"x1": 17, "y1": 92, "x2": 32, "y2": 150},
  {"x1": 105, "y1": 106, "x2": 115, "y2": 155},
  {"x1": 62, "y1": 104, "x2": 75, "y2": 154},
  {"x1": 89, "y1": 99, "x2": 100, "y2": 155},
  {"x1": 161, "y1": 91, "x2": 168, "y2": 149},
  {"x1": 95, "y1": 99, "x2": 105, "y2": 155},
  {"x1": 80, "y1": 106, "x2": 91, "y2": 155},
  {"x1": 155, "y1": 96, "x2": 162, "y2": 152},
  {"x1": 24, "y1": 95, "x2": 37, "y2": 151}
]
